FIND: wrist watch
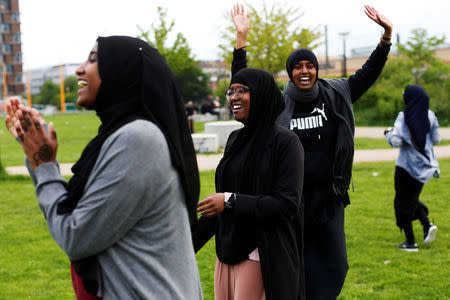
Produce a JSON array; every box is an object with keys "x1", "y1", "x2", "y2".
[{"x1": 224, "y1": 192, "x2": 235, "y2": 210}]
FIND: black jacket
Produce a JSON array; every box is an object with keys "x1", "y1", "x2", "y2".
[
  {"x1": 193, "y1": 124, "x2": 305, "y2": 300},
  {"x1": 232, "y1": 44, "x2": 391, "y2": 203}
]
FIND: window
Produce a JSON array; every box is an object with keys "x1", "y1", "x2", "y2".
[
  {"x1": 0, "y1": 23, "x2": 11, "y2": 33},
  {"x1": 15, "y1": 74, "x2": 22, "y2": 83},
  {"x1": 6, "y1": 64, "x2": 13, "y2": 72},
  {"x1": 11, "y1": 13, "x2": 20, "y2": 22},
  {"x1": 12, "y1": 33, "x2": 20, "y2": 43},
  {"x1": 14, "y1": 53, "x2": 21, "y2": 62},
  {"x1": 0, "y1": 13, "x2": 3, "y2": 22},
  {"x1": 8, "y1": 85, "x2": 14, "y2": 94},
  {"x1": 1, "y1": 44, "x2": 12, "y2": 53},
  {"x1": 0, "y1": 0, "x2": 11, "y2": 10}
]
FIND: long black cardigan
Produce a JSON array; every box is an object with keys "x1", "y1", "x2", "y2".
[{"x1": 193, "y1": 124, "x2": 305, "y2": 300}]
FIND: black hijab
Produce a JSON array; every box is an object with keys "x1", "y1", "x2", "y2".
[
  {"x1": 57, "y1": 36, "x2": 200, "y2": 295},
  {"x1": 216, "y1": 68, "x2": 284, "y2": 193},
  {"x1": 286, "y1": 48, "x2": 319, "y2": 82},
  {"x1": 403, "y1": 84, "x2": 430, "y2": 158}
]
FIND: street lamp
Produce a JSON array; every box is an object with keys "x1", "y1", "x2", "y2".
[{"x1": 338, "y1": 32, "x2": 350, "y2": 78}]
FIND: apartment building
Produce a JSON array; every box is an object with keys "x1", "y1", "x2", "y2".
[{"x1": 0, "y1": 0, "x2": 24, "y2": 98}]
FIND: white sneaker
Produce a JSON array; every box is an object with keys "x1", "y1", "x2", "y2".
[{"x1": 424, "y1": 223, "x2": 438, "y2": 245}]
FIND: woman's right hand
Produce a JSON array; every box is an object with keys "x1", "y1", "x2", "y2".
[
  {"x1": 5, "y1": 97, "x2": 22, "y2": 140},
  {"x1": 231, "y1": 3, "x2": 250, "y2": 49}
]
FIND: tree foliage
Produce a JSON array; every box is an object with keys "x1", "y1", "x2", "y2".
[
  {"x1": 219, "y1": 2, "x2": 322, "y2": 75},
  {"x1": 355, "y1": 28, "x2": 450, "y2": 125},
  {"x1": 138, "y1": 7, "x2": 211, "y2": 102},
  {"x1": 38, "y1": 80, "x2": 60, "y2": 108},
  {"x1": 64, "y1": 75, "x2": 79, "y2": 104}
]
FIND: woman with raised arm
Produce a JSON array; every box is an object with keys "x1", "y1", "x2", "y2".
[
  {"x1": 5, "y1": 36, "x2": 202, "y2": 300},
  {"x1": 230, "y1": 4, "x2": 393, "y2": 299},
  {"x1": 193, "y1": 68, "x2": 305, "y2": 299}
]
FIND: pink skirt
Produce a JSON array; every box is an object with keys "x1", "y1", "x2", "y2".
[{"x1": 214, "y1": 257, "x2": 266, "y2": 300}]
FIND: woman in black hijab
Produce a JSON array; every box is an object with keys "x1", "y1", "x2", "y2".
[
  {"x1": 385, "y1": 85, "x2": 440, "y2": 252},
  {"x1": 193, "y1": 68, "x2": 305, "y2": 299},
  {"x1": 5, "y1": 36, "x2": 202, "y2": 299}
]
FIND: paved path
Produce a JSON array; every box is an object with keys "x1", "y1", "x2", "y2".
[{"x1": 5, "y1": 128, "x2": 450, "y2": 176}]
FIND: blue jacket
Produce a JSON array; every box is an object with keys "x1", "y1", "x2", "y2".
[{"x1": 386, "y1": 110, "x2": 440, "y2": 183}]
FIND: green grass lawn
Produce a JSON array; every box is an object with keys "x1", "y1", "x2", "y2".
[
  {"x1": 0, "y1": 112, "x2": 100, "y2": 166},
  {"x1": 0, "y1": 159, "x2": 448, "y2": 299},
  {"x1": 1, "y1": 113, "x2": 449, "y2": 166},
  {"x1": 0, "y1": 112, "x2": 449, "y2": 299}
]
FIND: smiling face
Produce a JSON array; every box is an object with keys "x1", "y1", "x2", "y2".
[
  {"x1": 227, "y1": 83, "x2": 250, "y2": 122},
  {"x1": 291, "y1": 60, "x2": 317, "y2": 91},
  {"x1": 75, "y1": 42, "x2": 101, "y2": 109}
]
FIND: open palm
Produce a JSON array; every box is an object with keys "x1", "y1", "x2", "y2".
[{"x1": 231, "y1": 3, "x2": 250, "y2": 35}]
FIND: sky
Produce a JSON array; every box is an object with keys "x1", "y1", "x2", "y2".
[{"x1": 19, "y1": 0, "x2": 450, "y2": 70}]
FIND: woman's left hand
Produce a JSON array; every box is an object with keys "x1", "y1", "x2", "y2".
[
  {"x1": 197, "y1": 193, "x2": 225, "y2": 217},
  {"x1": 364, "y1": 5, "x2": 393, "y2": 36}
]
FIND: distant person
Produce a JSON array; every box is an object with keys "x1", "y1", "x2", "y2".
[
  {"x1": 385, "y1": 85, "x2": 440, "y2": 252},
  {"x1": 193, "y1": 68, "x2": 305, "y2": 299},
  {"x1": 5, "y1": 36, "x2": 202, "y2": 299},
  {"x1": 201, "y1": 99, "x2": 213, "y2": 114},
  {"x1": 231, "y1": 3, "x2": 393, "y2": 298},
  {"x1": 185, "y1": 100, "x2": 197, "y2": 116}
]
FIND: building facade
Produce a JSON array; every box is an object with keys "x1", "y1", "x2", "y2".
[
  {"x1": 0, "y1": 0, "x2": 24, "y2": 98},
  {"x1": 29, "y1": 63, "x2": 79, "y2": 95}
]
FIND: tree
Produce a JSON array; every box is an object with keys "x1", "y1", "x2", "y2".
[
  {"x1": 397, "y1": 28, "x2": 445, "y2": 64},
  {"x1": 64, "y1": 75, "x2": 79, "y2": 104},
  {"x1": 219, "y1": 3, "x2": 322, "y2": 75},
  {"x1": 355, "y1": 28, "x2": 450, "y2": 124},
  {"x1": 138, "y1": 7, "x2": 211, "y2": 101},
  {"x1": 39, "y1": 80, "x2": 59, "y2": 107}
]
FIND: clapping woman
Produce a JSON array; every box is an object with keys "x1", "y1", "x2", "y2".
[{"x1": 5, "y1": 36, "x2": 203, "y2": 300}]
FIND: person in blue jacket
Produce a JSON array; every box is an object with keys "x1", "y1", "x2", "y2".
[{"x1": 385, "y1": 85, "x2": 440, "y2": 252}]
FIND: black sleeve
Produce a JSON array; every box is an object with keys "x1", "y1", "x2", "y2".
[
  {"x1": 231, "y1": 47, "x2": 248, "y2": 77},
  {"x1": 232, "y1": 131, "x2": 304, "y2": 225},
  {"x1": 192, "y1": 215, "x2": 217, "y2": 253},
  {"x1": 348, "y1": 43, "x2": 391, "y2": 103}
]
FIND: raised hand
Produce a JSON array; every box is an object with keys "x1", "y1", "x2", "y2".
[
  {"x1": 14, "y1": 106, "x2": 58, "y2": 169},
  {"x1": 231, "y1": 3, "x2": 250, "y2": 49},
  {"x1": 364, "y1": 5, "x2": 393, "y2": 36}
]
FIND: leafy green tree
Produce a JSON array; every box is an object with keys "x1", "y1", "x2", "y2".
[
  {"x1": 355, "y1": 28, "x2": 450, "y2": 124},
  {"x1": 213, "y1": 78, "x2": 231, "y2": 106},
  {"x1": 138, "y1": 7, "x2": 211, "y2": 101},
  {"x1": 64, "y1": 75, "x2": 79, "y2": 104},
  {"x1": 219, "y1": 3, "x2": 322, "y2": 75},
  {"x1": 38, "y1": 80, "x2": 59, "y2": 107},
  {"x1": 397, "y1": 28, "x2": 445, "y2": 64}
]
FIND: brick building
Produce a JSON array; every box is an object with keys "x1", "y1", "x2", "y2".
[{"x1": 0, "y1": 0, "x2": 24, "y2": 98}]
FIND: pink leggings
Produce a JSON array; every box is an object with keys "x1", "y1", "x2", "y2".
[{"x1": 214, "y1": 258, "x2": 266, "y2": 300}]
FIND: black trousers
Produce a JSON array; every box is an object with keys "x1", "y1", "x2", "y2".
[
  {"x1": 394, "y1": 166, "x2": 429, "y2": 243},
  {"x1": 304, "y1": 201, "x2": 348, "y2": 300}
]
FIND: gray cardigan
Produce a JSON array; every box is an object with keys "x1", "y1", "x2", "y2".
[{"x1": 27, "y1": 120, "x2": 203, "y2": 300}]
